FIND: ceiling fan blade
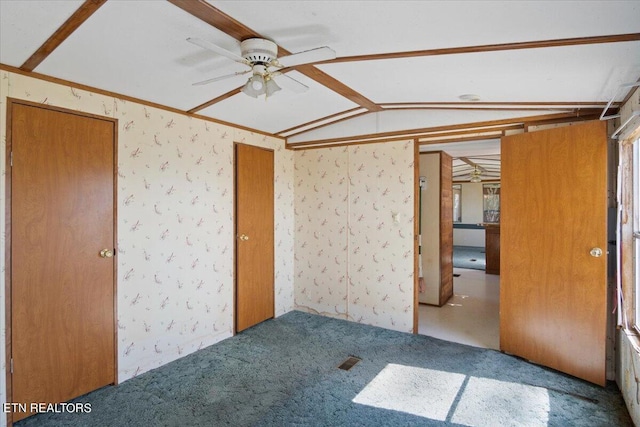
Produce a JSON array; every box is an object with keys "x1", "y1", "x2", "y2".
[
  {"x1": 273, "y1": 73, "x2": 309, "y2": 94},
  {"x1": 275, "y1": 46, "x2": 336, "y2": 68},
  {"x1": 187, "y1": 37, "x2": 249, "y2": 65},
  {"x1": 192, "y1": 70, "x2": 251, "y2": 86}
]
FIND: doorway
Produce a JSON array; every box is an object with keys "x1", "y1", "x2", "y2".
[
  {"x1": 7, "y1": 100, "x2": 117, "y2": 421},
  {"x1": 417, "y1": 143, "x2": 501, "y2": 350}
]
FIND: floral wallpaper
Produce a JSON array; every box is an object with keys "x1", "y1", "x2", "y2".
[
  {"x1": 0, "y1": 70, "x2": 294, "y2": 409},
  {"x1": 0, "y1": 70, "x2": 413, "y2": 423},
  {"x1": 294, "y1": 141, "x2": 416, "y2": 333},
  {"x1": 294, "y1": 147, "x2": 349, "y2": 317}
]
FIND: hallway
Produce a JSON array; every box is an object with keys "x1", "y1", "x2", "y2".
[{"x1": 418, "y1": 268, "x2": 500, "y2": 350}]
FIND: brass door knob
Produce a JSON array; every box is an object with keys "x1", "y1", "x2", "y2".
[
  {"x1": 100, "y1": 248, "x2": 114, "y2": 258},
  {"x1": 589, "y1": 247, "x2": 603, "y2": 258},
  {"x1": 238, "y1": 234, "x2": 249, "y2": 241}
]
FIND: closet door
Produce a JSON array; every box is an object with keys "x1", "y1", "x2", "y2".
[
  {"x1": 235, "y1": 143, "x2": 274, "y2": 332},
  {"x1": 11, "y1": 102, "x2": 116, "y2": 420}
]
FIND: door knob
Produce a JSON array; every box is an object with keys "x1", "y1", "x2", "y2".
[
  {"x1": 99, "y1": 248, "x2": 114, "y2": 258},
  {"x1": 238, "y1": 234, "x2": 249, "y2": 241},
  {"x1": 589, "y1": 247, "x2": 603, "y2": 258}
]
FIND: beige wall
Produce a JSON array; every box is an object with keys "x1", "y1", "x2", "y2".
[
  {"x1": 0, "y1": 71, "x2": 295, "y2": 419},
  {"x1": 419, "y1": 153, "x2": 440, "y2": 304},
  {"x1": 618, "y1": 330, "x2": 640, "y2": 426},
  {"x1": 453, "y1": 182, "x2": 485, "y2": 247},
  {"x1": 294, "y1": 141, "x2": 415, "y2": 332}
]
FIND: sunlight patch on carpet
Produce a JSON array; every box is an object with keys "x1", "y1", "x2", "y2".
[
  {"x1": 353, "y1": 364, "x2": 550, "y2": 425},
  {"x1": 451, "y1": 376, "x2": 550, "y2": 426},
  {"x1": 352, "y1": 364, "x2": 465, "y2": 421}
]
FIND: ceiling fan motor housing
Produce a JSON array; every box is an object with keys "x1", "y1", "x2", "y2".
[{"x1": 241, "y1": 38, "x2": 278, "y2": 64}]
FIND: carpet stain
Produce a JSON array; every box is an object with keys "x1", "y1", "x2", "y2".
[{"x1": 338, "y1": 356, "x2": 361, "y2": 371}]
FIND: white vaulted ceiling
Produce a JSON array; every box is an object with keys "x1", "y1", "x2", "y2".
[{"x1": 1, "y1": 0, "x2": 639, "y2": 164}]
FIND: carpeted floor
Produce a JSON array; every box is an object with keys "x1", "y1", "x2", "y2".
[
  {"x1": 17, "y1": 311, "x2": 632, "y2": 426},
  {"x1": 453, "y1": 245, "x2": 486, "y2": 270}
]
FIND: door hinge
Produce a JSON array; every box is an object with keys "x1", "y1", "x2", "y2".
[
  {"x1": 10, "y1": 358, "x2": 13, "y2": 374},
  {"x1": 10, "y1": 151, "x2": 13, "y2": 167}
]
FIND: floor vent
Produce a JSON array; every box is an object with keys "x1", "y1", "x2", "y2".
[
  {"x1": 338, "y1": 356, "x2": 361, "y2": 371},
  {"x1": 453, "y1": 274, "x2": 461, "y2": 277}
]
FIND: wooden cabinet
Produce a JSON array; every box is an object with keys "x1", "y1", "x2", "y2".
[{"x1": 485, "y1": 224, "x2": 500, "y2": 275}]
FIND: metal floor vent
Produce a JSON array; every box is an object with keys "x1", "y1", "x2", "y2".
[{"x1": 338, "y1": 356, "x2": 361, "y2": 371}]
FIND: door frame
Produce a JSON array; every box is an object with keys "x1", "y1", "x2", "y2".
[
  {"x1": 4, "y1": 98, "x2": 119, "y2": 425},
  {"x1": 233, "y1": 142, "x2": 275, "y2": 334}
]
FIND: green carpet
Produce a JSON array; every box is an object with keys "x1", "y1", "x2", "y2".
[{"x1": 17, "y1": 311, "x2": 631, "y2": 426}]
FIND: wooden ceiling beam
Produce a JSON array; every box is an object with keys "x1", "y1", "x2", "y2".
[
  {"x1": 383, "y1": 101, "x2": 610, "y2": 107},
  {"x1": 187, "y1": 88, "x2": 241, "y2": 114},
  {"x1": 287, "y1": 110, "x2": 600, "y2": 148},
  {"x1": 276, "y1": 107, "x2": 366, "y2": 135},
  {"x1": 294, "y1": 64, "x2": 382, "y2": 111},
  {"x1": 291, "y1": 111, "x2": 591, "y2": 147},
  {"x1": 459, "y1": 157, "x2": 488, "y2": 173},
  {"x1": 167, "y1": 0, "x2": 259, "y2": 42},
  {"x1": 20, "y1": 0, "x2": 107, "y2": 71},
  {"x1": 169, "y1": 0, "x2": 381, "y2": 112},
  {"x1": 319, "y1": 33, "x2": 640, "y2": 64}
]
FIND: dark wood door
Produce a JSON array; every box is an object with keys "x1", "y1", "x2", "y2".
[
  {"x1": 235, "y1": 143, "x2": 274, "y2": 332},
  {"x1": 10, "y1": 103, "x2": 116, "y2": 420},
  {"x1": 500, "y1": 120, "x2": 607, "y2": 385},
  {"x1": 439, "y1": 152, "x2": 453, "y2": 305}
]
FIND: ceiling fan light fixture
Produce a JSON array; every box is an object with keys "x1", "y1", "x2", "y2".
[
  {"x1": 469, "y1": 165, "x2": 482, "y2": 182},
  {"x1": 242, "y1": 74, "x2": 266, "y2": 98},
  {"x1": 251, "y1": 76, "x2": 264, "y2": 91},
  {"x1": 188, "y1": 37, "x2": 324, "y2": 96},
  {"x1": 265, "y1": 78, "x2": 281, "y2": 97}
]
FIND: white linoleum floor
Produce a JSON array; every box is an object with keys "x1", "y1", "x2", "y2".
[{"x1": 418, "y1": 268, "x2": 500, "y2": 350}]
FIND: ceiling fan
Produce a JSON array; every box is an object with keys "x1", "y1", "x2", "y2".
[
  {"x1": 187, "y1": 37, "x2": 336, "y2": 98},
  {"x1": 470, "y1": 166, "x2": 483, "y2": 183}
]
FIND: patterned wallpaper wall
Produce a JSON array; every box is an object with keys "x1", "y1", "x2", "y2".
[
  {"x1": 0, "y1": 70, "x2": 414, "y2": 424},
  {"x1": 294, "y1": 141, "x2": 416, "y2": 333},
  {"x1": 0, "y1": 71, "x2": 294, "y2": 410}
]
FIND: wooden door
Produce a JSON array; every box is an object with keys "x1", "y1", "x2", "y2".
[
  {"x1": 418, "y1": 152, "x2": 452, "y2": 306},
  {"x1": 500, "y1": 120, "x2": 607, "y2": 385},
  {"x1": 439, "y1": 152, "x2": 454, "y2": 305},
  {"x1": 10, "y1": 102, "x2": 116, "y2": 420},
  {"x1": 235, "y1": 144, "x2": 274, "y2": 332}
]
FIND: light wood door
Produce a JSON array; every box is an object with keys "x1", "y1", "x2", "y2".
[
  {"x1": 235, "y1": 144, "x2": 274, "y2": 332},
  {"x1": 10, "y1": 103, "x2": 116, "y2": 420},
  {"x1": 500, "y1": 120, "x2": 607, "y2": 385}
]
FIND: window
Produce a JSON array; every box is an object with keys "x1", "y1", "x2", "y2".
[
  {"x1": 482, "y1": 183, "x2": 500, "y2": 223},
  {"x1": 452, "y1": 184, "x2": 462, "y2": 223}
]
